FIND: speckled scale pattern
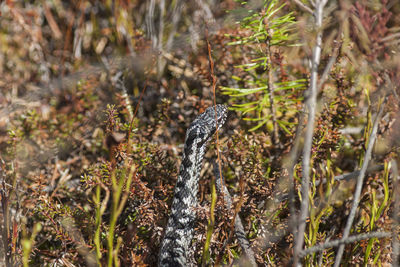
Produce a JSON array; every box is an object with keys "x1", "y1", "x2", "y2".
[{"x1": 159, "y1": 104, "x2": 228, "y2": 267}]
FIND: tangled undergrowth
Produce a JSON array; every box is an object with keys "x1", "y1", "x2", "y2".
[{"x1": 1, "y1": 0, "x2": 400, "y2": 266}]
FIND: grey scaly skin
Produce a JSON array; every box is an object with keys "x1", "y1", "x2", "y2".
[{"x1": 159, "y1": 104, "x2": 228, "y2": 267}]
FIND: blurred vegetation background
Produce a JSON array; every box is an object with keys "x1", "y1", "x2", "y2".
[{"x1": 0, "y1": 0, "x2": 400, "y2": 266}]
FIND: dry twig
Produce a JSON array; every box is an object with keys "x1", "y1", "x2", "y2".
[
  {"x1": 300, "y1": 231, "x2": 391, "y2": 257},
  {"x1": 293, "y1": 0, "x2": 328, "y2": 265},
  {"x1": 214, "y1": 162, "x2": 257, "y2": 267},
  {"x1": 391, "y1": 160, "x2": 400, "y2": 267},
  {"x1": 293, "y1": 0, "x2": 313, "y2": 14},
  {"x1": 333, "y1": 97, "x2": 386, "y2": 266}
]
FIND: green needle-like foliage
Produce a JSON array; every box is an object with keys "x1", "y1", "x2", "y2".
[{"x1": 222, "y1": 0, "x2": 306, "y2": 133}]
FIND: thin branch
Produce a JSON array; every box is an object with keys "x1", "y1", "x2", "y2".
[
  {"x1": 1, "y1": 176, "x2": 11, "y2": 267},
  {"x1": 333, "y1": 98, "x2": 386, "y2": 266},
  {"x1": 165, "y1": 0, "x2": 183, "y2": 52},
  {"x1": 157, "y1": 0, "x2": 166, "y2": 75},
  {"x1": 157, "y1": 0, "x2": 183, "y2": 74},
  {"x1": 248, "y1": 107, "x2": 306, "y2": 259},
  {"x1": 300, "y1": 231, "x2": 391, "y2": 257},
  {"x1": 392, "y1": 160, "x2": 400, "y2": 267},
  {"x1": 318, "y1": 44, "x2": 339, "y2": 89},
  {"x1": 202, "y1": 30, "x2": 221, "y2": 266},
  {"x1": 293, "y1": 0, "x2": 313, "y2": 14},
  {"x1": 380, "y1": 32, "x2": 400, "y2": 42},
  {"x1": 287, "y1": 109, "x2": 306, "y2": 238},
  {"x1": 293, "y1": 0, "x2": 327, "y2": 265},
  {"x1": 214, "y1": 162, "x2": 257, "y2": 267},
  {"x1": 146, "y1": 0, "x2": 156, "y2": 49},
  {"x1": 265, "y1": 34, "x2": 279, "y2": 147},
  {"x1": 314, "y1": 164, "x2": 384, "y2": 187}
]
